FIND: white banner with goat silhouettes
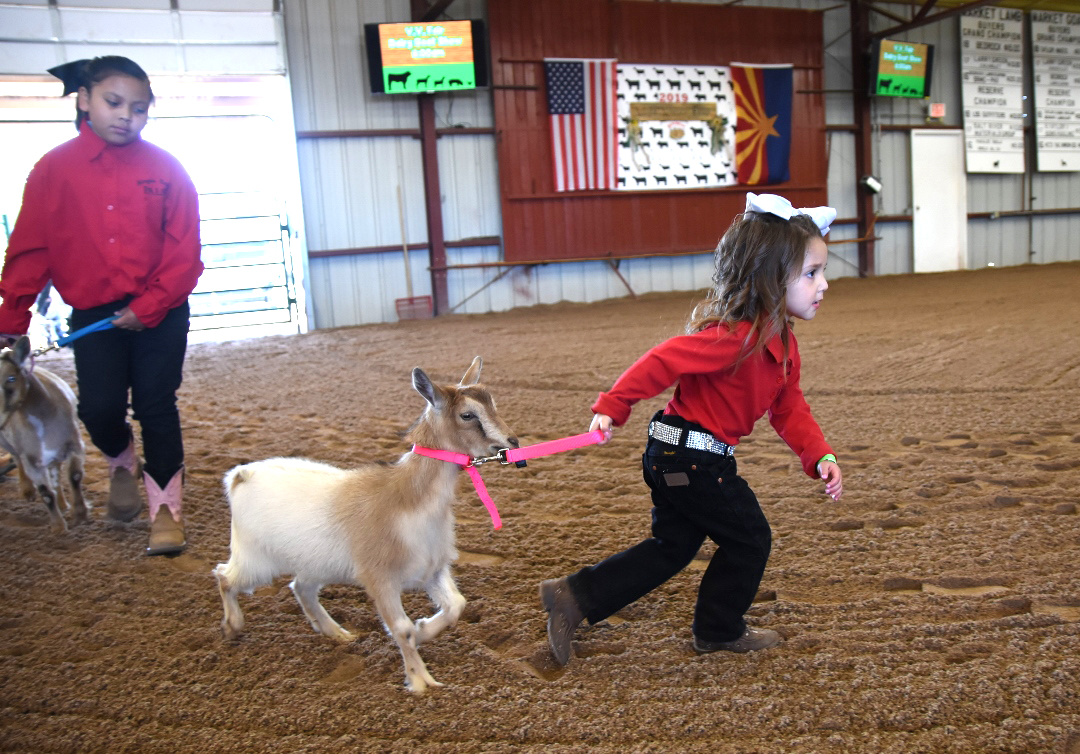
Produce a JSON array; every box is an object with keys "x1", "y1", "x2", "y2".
[{"x1": 616, "y1": 64, "x2": 737, "y2": 191}]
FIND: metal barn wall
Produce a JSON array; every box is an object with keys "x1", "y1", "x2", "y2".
[
  {"x1": 284, "y1": 0, "x2": 505, "y2": 327},
  {"x1": 284, "y1": 0, "x2": 1080, "y2": 329},
  {"x1": 846, "y1": 9, "x2": 1080, "y2": 275},
  {"x1": 820, "y1": 0, "x2": 861, "y2": 280}
]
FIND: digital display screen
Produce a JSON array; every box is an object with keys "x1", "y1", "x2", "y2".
[
  {"x1": 364, "y1": 20, "x2": 489, "y2": 95},
  {"x1": 872, "y1": 39, "x2": 934, "y2": 98}
]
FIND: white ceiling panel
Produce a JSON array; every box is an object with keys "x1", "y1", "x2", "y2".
[
  {"x1": 179, "y1": 0, "x2": 277, "y2": 9},
  {"x1": 182, "y1": 44, "x2": 283, "y2": 74},
  {"x1": 69, "y1": 43, "x2": 182, "y2": 71},
  {"x1": 58, "y1": 8, "x2": 176, "y2": 41},
  {"x1": 0, "y1": 6, "x2": 54, "y2": 38},
  {"x1": 53, "y1": 0, "x2": 171, "y2": 8},
  {"x1": 179, "y1": 11, "x2": 277, "y2": 42},
  {"x1": 0, "y1": 43, "x2": 61, "y2": 75}
]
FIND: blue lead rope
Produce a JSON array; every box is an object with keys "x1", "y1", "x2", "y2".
[
  {"x1": 55, "y1": 316, "x2": 119, "y2": 347},
  {"x1": 28, "y1": 315, "x2": 118, "y2": 358}
]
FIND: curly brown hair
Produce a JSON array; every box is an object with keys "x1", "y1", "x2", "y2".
[{"x1": 686, "y1": 210, "x2": 823, "y2": 371}]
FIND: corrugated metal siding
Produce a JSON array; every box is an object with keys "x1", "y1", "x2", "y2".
[
  {"x1": 283, "y1": 0, "x2": 1080, "y2": 329},
  {"x1": 1032, "y1": 169, "x2": 1080, "y2": 264},
  {"x1": 295, "y1": 138, "x2": 422, "y2": 250},
  {"x1": 861, "y1": 9, "x2": 1080, "y2": 274},
  {"x1": 285, "y1": 0, "x2": 501, "y2": 328},
  {"x1": 1032, "y1": 214, "x2": 1080, "y2": 264},
  {"x1": 437, "y1": 134, "x2": 501, "y2": 242}
]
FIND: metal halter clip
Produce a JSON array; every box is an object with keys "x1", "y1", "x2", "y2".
[
  {"x1": 30, "y1": 342, "x2": 61, "y2": 358},
  {"x1": 468, "y1": 450, "x2": 505, "y2": 467},
  {"x1": 470, "y1": 448, "x2": 525, "y2": 467}
]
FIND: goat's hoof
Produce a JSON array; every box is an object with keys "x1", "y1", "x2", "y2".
[
  {"x1": 407, "y1": 678, "x2": 442, "y2": 694},
  {"x1": 221, "y1": 620, "x2": 244, "y2": 641}
]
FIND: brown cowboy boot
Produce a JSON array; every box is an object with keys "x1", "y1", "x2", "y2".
[
  {"x1": 693, "y1": 627, "x2": 781, "y2": 654},
  {"x1": 539, "y1": 577, "x2": 584, "y2": 666},
  {"x1": 105, "y1": 439, "x2": 143, "y2": 522},
  {"x1": 145, "y1": 468, "x2": 185, "y2": 556}
]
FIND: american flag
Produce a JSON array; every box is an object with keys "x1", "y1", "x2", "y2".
[{"x1": 544, "y1": 59, "x2": 617, "y2": 192}]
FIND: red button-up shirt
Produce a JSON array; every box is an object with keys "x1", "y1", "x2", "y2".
[
  {"x1": 0, "y1": 122, "x2": 203, "y2": 332},
  {"x1": 592, "y1": 320, "x2": 834, "y2": 477}
]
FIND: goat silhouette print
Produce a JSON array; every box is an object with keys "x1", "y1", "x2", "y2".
[{"x1": 616, "y1": 63, "x2": 736, "y2": 192}]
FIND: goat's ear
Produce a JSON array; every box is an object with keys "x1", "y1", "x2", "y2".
[
  {"x1": 412, "y1": 367, "x2": 444, "y2": 409},
  {"x1": 12, "y1": 336, "x2": 31, "y2": 366},
  {"x1": 459, "y1": 356, "x2": 482, "y2": 386}
]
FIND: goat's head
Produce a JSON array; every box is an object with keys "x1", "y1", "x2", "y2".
[
  {"x1": 0, "y1": 336, "x2": 34, "y2": 413},
  {"x1": 410, "y1": 356, "x2": 519, "y2": 458}
]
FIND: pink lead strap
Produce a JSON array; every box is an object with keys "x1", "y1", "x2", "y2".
[
  {"x1": 501, "y1": 430, "x2": 606, "y2": 463},
  {"x1": 410, "y1": 445, "x2": 503, "y2": 530},
  {"x1": 464, "y1": 466, "x2": 501, "y2": 531},
  {"x1": 412, "y1": 429, "x2": 606, "y2": 531}
]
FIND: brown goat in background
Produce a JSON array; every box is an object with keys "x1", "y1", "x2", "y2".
[{"x1": 0, "y1": 336, "x2": 87, "y2": 534}]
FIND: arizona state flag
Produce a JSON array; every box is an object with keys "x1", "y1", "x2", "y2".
[{"x1": 730, "y1": 63, "x2": 793, "y2": 185}]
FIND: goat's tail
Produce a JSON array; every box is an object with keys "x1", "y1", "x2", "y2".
[{"x1": 223, "y1": 465, "x2": 256, "y2": 500}]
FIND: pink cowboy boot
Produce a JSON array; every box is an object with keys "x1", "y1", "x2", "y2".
[
  {"x1": 145, "y1": 468, "x2": 185, "y2": 556},
  {"x1": 105, "y1": 439, "x2": 143, "y2": 522}
]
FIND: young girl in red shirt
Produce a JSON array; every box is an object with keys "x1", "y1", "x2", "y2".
[
  {"x1": 540, "y1": 193, "x2": 844, "y2": 665},
  {"x1": 0, "y1": 56, "x2": 203, "y2": 555}
]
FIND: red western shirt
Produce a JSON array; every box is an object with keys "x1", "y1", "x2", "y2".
[
  {"x1": 0, "y1": 122, "x2": 203, "y2": 332},
  {"x1": 592, "y1": 321, "x2": 834, "y2": 478}
]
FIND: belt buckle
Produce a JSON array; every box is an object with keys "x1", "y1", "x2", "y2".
[
  {"x1": 686, "y1": 429, "x2": 733, "y2": 456},
  {"x1": 649, "y1": 421, "x2": 682, "y2": 446}
]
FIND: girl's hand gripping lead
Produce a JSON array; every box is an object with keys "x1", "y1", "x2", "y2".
[
  {"x1": 589, "y1": 413, "x2": 614, "y2": 445},
  {"x1": 110, "y1": 306, "x2": 146, "y2": 331},
  {"x1": 817, "y1": 459, "x2": 843, "y2": 501}
]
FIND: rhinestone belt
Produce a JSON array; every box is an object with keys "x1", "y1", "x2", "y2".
[{"x1": 648, "y1": 420, "x2": 735, "y2": 456}]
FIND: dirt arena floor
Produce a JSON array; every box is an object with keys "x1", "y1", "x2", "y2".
[{"x1": 1, "y1": 261, "x2": 1079, "y2": 754}]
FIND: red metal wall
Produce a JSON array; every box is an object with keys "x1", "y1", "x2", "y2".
[{"x1": 490, "y1": 0, "x2": 827, "y2": 264}]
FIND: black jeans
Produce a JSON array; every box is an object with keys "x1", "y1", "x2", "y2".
[
  {"x1": 70, "y1": 300, "x2": 189, "y2": 489},
  {"x1": 567, "y1": 411, "x2": 772, "y2": 642}
]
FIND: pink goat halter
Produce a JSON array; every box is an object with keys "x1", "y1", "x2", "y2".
[{"x1": 412, "y1": 430, "x2": 606, "y2": 531}]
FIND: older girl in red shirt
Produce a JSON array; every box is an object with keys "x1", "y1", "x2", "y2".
[
  {"x1": 540, "y1": 193, "x2": 843, "y2": 665},
  {"x1": 0, "y1": 56, "x2": 203, "y2": 555}
]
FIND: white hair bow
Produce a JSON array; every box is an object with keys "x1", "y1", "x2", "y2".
[{"x1": 745, "y1": 192, "x2": 837, "y2": 236}]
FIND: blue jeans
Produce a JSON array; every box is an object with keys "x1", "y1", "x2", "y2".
[
  {"x1": 567, "y1": 411, "x2": 772, "y2": 642},
  {"x1": 70, "y1": 300, "x2": 189, "y2": 489}
]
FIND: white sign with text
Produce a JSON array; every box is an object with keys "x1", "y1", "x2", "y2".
[
  {"x1": 1032, "y1": 11, "x2": 1080, "y2": 172},
  {"x1": 960, "y1": 7, "x2": 1025, "y2": 173}
]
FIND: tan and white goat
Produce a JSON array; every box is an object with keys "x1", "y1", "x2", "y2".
[
  {"x1": 0, "y1": 336, "x2": 87, "y2": 534},
  {"x1": 213, "y1": 356, "x2": 518, "y2": 693}
]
